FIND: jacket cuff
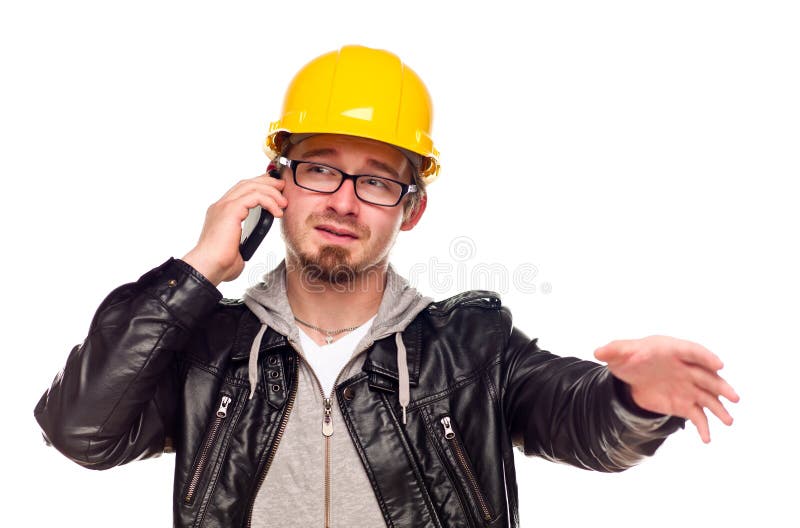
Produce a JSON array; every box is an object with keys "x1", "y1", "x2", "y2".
[{"x1": 137, "y1": 257, "x2": 223, "y2": 327}]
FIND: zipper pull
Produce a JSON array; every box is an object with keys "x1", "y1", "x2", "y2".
[
  {"x1": 441, "y1": 416, "x2": 455, "y2": 439},
  {"x1": 322, "y1": 398, "x2": 334, "y2": 437},
  {"x1": 216, "y1": 396, "x2": 232, "y2": 418}
]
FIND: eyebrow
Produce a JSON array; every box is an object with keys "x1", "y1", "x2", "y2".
[{"x1": 300, "y1": 148, "x2": 403, "y2": 181}]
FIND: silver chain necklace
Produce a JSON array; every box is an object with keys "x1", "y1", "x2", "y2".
[{"x1": 293, "y1": 315, "x2": 363, "y2": 345}]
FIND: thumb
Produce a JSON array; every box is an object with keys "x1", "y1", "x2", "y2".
[{"x1": 593, "y1": 343, "x2": 619, "y2": 363}]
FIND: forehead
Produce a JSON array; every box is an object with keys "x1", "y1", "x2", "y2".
[{"x1": 288, "y1": 134, "x2": 412, "y2": 181}]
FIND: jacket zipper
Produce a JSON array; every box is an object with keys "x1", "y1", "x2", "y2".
[
  {"x1": 441, "y1": 416, "x2": 493, "y2": 522},
  {"x1": 245, "y1": 358, "x2": 299, "y2": 528},
  {"x1": 184, "y1": 394, "x2": 232, "y2": 504}
]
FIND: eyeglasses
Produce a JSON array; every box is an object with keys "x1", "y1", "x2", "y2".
[{"x1": 277, "y1": 156, "x2": 417, "y2": 207}]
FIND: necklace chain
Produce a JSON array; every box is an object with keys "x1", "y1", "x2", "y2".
[{"x1": 293, "y1": 315, "x2": 363, "y2": 345}]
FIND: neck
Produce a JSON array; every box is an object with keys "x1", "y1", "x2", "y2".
[{"x1": 284, "y1": 257, "x2": 387, "y2": 331}]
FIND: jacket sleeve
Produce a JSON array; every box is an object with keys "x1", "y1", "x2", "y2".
[
  {"x1": 499, "y1": 306, "x2": 685, "y2": 472},
  {"x1": 33, "y1": 257, "x2": 222, "y2": 470}
]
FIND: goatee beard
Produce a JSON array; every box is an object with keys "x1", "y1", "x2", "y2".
[
  {"x1": 294, "y1": 245, "x2": 369, "y2": 286},
  {"x1": 283, "y1": 212, "x2": 384, "y2": 288}
]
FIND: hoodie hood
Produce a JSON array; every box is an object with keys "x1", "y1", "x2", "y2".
[{"x1": 242, "y1": 260, "x2": 434, "y2": 422}]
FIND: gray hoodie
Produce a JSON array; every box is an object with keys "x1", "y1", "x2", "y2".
[{"x1": 242, "y1": 259, "x2": 434, "y2": 527}]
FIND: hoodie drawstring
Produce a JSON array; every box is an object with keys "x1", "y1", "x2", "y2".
[
  {"x1": 246, "y1": 324, "x2": 410, "y2": 421},
  {"x1": 249, "y1": 323, "x2": 268, "y2": 400},
  {"x1": 396, "y1": 332, "x2": 409, "y2": 425},
  {"x1": 242, "y1": 260, "x2": 426, "y2": 420}
]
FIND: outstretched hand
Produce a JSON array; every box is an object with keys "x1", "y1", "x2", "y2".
[{"x1": 594, "y1": 335, "x2": 739, "y2": 443}]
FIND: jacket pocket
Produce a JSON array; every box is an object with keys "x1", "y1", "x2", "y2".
[
  {"x1": 438, "y1": 413, "x2": 495, "y2": 524},
  {"x1": 182, "y1": 393, "x2": 234, "y2": 505}
]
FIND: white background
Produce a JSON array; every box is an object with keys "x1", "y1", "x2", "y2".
[{"x1": 2, "y1": 1, "x2": 797, "y2": 526}]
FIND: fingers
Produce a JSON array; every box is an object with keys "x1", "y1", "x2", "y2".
[
  {"x1": 688, "y1": 366, "x2": 740, "y2": 404},
  {"x1": 681, "y1": 372, "x2": 737, "y2": 442},
  {"x1": 677, "y1": 341, "x2": 724, "y2": 371},
  {"x1": 696, "y1": 388, "x2": 734, "y2": 426},
  {"x1": 220, "y1": 173, "x2": 286, "y2": 202},
  {"x1": 720, "y1": 379, "x2": 740, "y2": 403},
  {"x1": 687, "y1": 405, "x2": 711, "y2": 444},
  {"x1": 688, "y1": 367, "x2": 737, "y2": 429},
  {"x1": 228, "y1": 185, "x2": 288, "y2": 219},
  {"x1": 220, "y1": 177, "x2": 288, "y2": 220}
]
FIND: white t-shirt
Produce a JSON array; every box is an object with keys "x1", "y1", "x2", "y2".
[{"x1": 297, "y1": 314, "x2": 377, "y2": 396}]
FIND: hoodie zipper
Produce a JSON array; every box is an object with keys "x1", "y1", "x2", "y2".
[
  {"x1": 297, "y1": 333, "x2": 374, "y2": 528},
  {"x1": 322, "y1": 395, "x2": 334, "y2": 528},
  {"x1": 316, "y1": 364, "x2": 346, "y2": 528},
  {"x1": 307, "y1": 353, "x2": 352, "y2": 528},
  {"x1": 184, "y1": 394, "x2": 232, "y2": 505},
  {"x1": 441, "y1": 416, "x2": 493, "y2": 522},
  {"x1": 245, "y1": 339, "x2": 349, "y2": 528}
]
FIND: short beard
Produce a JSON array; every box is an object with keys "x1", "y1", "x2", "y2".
[
  {"x1": 293, "y1": 245, "x2": 367, "y2": 286},
  {"x1": 283, "y1": 210, "x2": 382, "y2": 287}
]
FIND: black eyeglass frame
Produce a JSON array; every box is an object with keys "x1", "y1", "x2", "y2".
[{"x1": 277, "y1": 156, "x2": 417, "y2": 207}]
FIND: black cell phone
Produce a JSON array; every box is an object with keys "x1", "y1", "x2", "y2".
[
  {"x1": 239, "y1": 206, "x2": 274, "y2": 261},
  {"x1": 238, "y1": 167, "x2": 282, "y2": 261}
]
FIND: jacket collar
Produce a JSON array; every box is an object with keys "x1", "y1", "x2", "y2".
[
  {"x1": 362, "y1": 315, "x2": 423, "y2": 387},
  {"x1": 231, "y1": 315, "x2": 286, "y2": 360},
  {"x1": 238, "y1": 259, "x2": 433, "y2": 397},
  {"x1": 233, "y1": 315, "x2": 424, "y2": 387}
]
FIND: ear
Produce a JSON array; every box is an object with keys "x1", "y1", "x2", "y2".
[{"x1": 400, "y1": 194, "x2": 427, "y2": 231}]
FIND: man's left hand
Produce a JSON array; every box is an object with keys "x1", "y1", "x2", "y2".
[{"x1": 594, "y1": 335, "x2": 740, "y2": 443}]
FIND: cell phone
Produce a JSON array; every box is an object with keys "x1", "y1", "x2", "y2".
[
  {"x1": 239, "y1": 206, "x2": 274, "y2": 261},
  {"x1": 238, "y1": 166, "x2": 282, "y2": 261}
]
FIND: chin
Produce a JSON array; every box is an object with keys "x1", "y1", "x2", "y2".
[
  {"x1": 292, "y1": 246, "x2": 357, "y2": 285},
  {"x1": 297, "y1": 245, "x2": 391, "y2": 287}
]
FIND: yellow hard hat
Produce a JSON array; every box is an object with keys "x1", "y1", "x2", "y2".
[{"x1": 265, "y1": 45, "x2": 440, "y2": 184}]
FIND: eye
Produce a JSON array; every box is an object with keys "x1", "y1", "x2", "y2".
[
  {"x1": 363, "y1": 177, "x2": 389, "y2": 189},
  {"x1": 308, "y1": 163, "x2": 336, "y2": 175}
]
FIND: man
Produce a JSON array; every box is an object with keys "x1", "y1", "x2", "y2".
[{"x1": 34, "y1": 45, "x2": 738, "y2": 527}]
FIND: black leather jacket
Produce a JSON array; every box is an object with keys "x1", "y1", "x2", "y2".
[{"x1": 34, "y1": 257, "x2": 684, "y2": 527}]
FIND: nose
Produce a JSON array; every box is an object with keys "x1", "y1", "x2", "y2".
[{"x1": 325, "y1": 177, "x2": 360, "y2": 216}]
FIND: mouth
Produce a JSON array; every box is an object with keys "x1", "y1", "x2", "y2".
[{"x1": 315, "y1": 224, "x2": 359, "y2": 240}]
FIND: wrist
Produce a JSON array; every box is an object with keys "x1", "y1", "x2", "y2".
[
  {"x1": 181, "y1": 250, "x2": 224, "y2": 287},
  {"x1": 611, "y1": 376, "x2": 667, "y2": 419}
]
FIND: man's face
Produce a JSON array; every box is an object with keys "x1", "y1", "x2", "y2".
[{"x1": 279, "y1": 134, "x2": 425, "y2": 285}]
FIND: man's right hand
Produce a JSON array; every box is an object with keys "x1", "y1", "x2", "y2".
[{"x1": 182, "y1": 173, "x2": 288, "y2": 287}]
